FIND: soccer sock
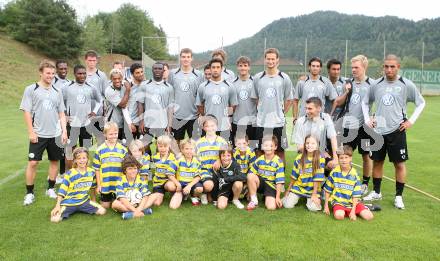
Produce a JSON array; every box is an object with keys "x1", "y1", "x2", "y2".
[
  {"x1": 250, "y1": 194, "x2": 258, "y2": 204},
  {"x1": 372, "y1": 178, "x2": 382, "y2": 194},
  {"x1": 26, "y1": 185, "x2": 34, "y2": 194},
  {"x1": 362, "y1": 176, "x2": 371, "y2": 185},
  {"x1": 142, "y1": 208, "x2": 153, "y2": 215},
  {"x1": 396, "y1": 182, "x2": 405, "y2": 196},
  {"x1": 48, "y1": 179, "x2": 56, "y2": 189}
]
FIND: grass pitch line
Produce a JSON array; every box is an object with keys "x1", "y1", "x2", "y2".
[
  {"x1": 0, "y1": 167, "x2": 24, "y2": 187},
  {"x1": 352, "y1": 162, "x2": 440, "y2": 203}
]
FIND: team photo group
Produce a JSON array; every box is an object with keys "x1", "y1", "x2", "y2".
[{"x1": 19, "y1": 46, "x2": 425, "y2": 222}]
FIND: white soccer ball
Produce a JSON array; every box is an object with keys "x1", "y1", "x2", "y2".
[{"x1": 126, "y1": 189, "x2": 142, "y2": 205}]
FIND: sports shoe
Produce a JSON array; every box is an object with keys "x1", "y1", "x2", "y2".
[
  {"x1": 143, "y1": 208, "x2": 153, "y2": 215},
  {"x1": 46, "y1": 188, "x2": 57, "y2": 199},
  {"x1": 212, "y1": 201, "x2": 218, "y2": 206},
  {"x1": 361, "y1": 184, "x2": 369, "y2": 196},
  {"x1": 55, "y1": 174, "x2": 64, "y2": 185},
  {"x1": 122, "y1": 212, "x2": 134, "y2": 220},
  {"x1": 232, "y1": 199, "x2": 244, "y2": 209},
  {"x1": 191, "y1": 197, "x2": 200, "y2": 206},
  {"x1": 200, "y1": 194, "x2": 208, "y2": 205},
  {"x1": 394, "y1": 196, "x2": 405, "y2": 209},
  {"x1": 23, "y1": 193, "x2": 35, "y2": 206},
  {"x1": 363, "y1": 191, "x2": 382, "y2": 201},
  {"x1": 246, "y1": 201, "x2": 257, "y2": 211}
]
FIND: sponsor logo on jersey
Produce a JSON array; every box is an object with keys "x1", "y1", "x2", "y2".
[
  {"x1": 265, "y1": 88, "x2": 277, "y2": 98},
  {"x1": 381, "y1": 94, "x2": 395, "y2": 106},
  {"x1": 42, "y1": 99, "x2": 55, "y2": 110},
  {"x1": 239, "y1": 90, "x2": 249, "y2": 100},
  {"x1": 211, "y1": 94, "x2": 222, "y2": 105},
  {"x1": 180, "y1": 82, "x2": 190, "y2": 92},
  {"x1": 77, "y1": 94, "x2": 86, "y2": 104},
  {"x1": 152, "y1": 94, "x2": 162, "y2": 104},
  {"x1": 351, "y1": 93, "x2": 361, "y2": 105}
]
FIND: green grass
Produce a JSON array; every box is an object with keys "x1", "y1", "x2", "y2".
[
  {"x1": 1, "y1": 34, "x2": 439, "y2": 260},
  {"x1": 1, "y1": 98, "x2": 440, "y2": 260}
]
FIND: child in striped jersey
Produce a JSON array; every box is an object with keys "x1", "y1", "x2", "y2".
[
  {"x1": 169, "y1": 139, "x2": 203, "y2": 209},
  {"x1": 50, "y1": 147, "x2": 106, "y2": 222},
  {"x1": 128, "y1": 140, "x2": 151, "y2": 180},
  {"x1": 93, "y1": 122, "x2": 128, "y2": 208},
  {"x1": 111, "y1": 155, "x2": 154, "y2": 220},
  {"x1": 246, "y1": 135, "x2": 285, "y2": 210},
  {"x1": 282, "y1": 135, "x2": 325, "y2": 211},
  {"x1": 233, "y1": 135, "x2": 256, "y2": 199},
  {"x1": 323, "y1": 145, "x2": 373, "y2": 221},
  {"x1": 150, "y1": 135, "x2": 179, "y2": 206},
  {"x1": 195, "y1": 115, "x2": 228, "y2": 205}
]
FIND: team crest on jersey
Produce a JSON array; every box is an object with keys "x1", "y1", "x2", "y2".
[
  {"x1": 351, "y1": 93, "x2": 361, "y2": 105},
  {"x1": 228, "y1": 171, "x2": 233, "y2": 176},
  {"x1": 180, "y1": 82, "x2": 190, "y2": 92},
  {"x1": 42, "y1": 99, "x2": 55, "y2": 110},
  {"x1": 239, "y1": 90, "x2": 249, "y2": 100},
  {"x1": 151, "y1": 94, "x2": 162, "y2": 104},
  {"x1": 265, "y1": 88, "x2": 277, "y2": 98},
  {"x1": 76, "y1": 94, "x2": 86, "y2": 104},
  {"x1": 211, "y1": 94, "x2": 222, "y2": 105},
  {"x1": 381, "y1": 94, "x2": 395, "y2": 106}
]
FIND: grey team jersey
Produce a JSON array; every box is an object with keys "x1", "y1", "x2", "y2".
[
  {"x1": 294, "y1": 75, "x2": 337, "y2": 117},
  {"x1": 63, "y1": 81, "x2": 101, "y2": 127},
  {"x1": 366, "y1": 76, "x2": 425, "y2": 135},
  {"x1": 325, "y1": 77, "x2": 345, "y2": 114},
  {"x1": 53, "y1": 75, "x2": 71, "y2": 91},
  {"x1": 127, "y1": 80, "x2": 146, "y2": 125},
  {"x1": 20, "y1": 83, "x2": 65, "y2": 138},
  {"x1": 222, "y1": 67, "x2": 236, "y2": 82},
  {"x1": 86, "y1": 69, "x2": 108, "y2": 116},
  {"x1": 231, "y1": 76, "x2": 257, "y2": 125},
  {"x1": 341, "y1": 77, "x2": 373, "y2": 129},
  {"x1": 105, "y1": 85, "x2": 125, "y2": 128},
  {"x1": 294, "y1": 113, "x2": 336, "y2": 153},
  {"x1": 251, "y1": 71, "x2": 293, "y2": 128},
  {"x1": 196, "y1": 80, "x2": 238, "y2": 131},
  {"x1": 137, "y1": 80, "x2": 174, "y2": 129},
  {"x1": 168, "y1": 67, "x2": 203, "y2": 120}
]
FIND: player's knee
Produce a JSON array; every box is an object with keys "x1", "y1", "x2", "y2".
[
  {"x1": 266, "y1": 202, "x2": 276, "y2": 211},
  {"x1": 194, "y1": 187, "x2": 203, "y2": 194},
  {"x1": 96, "y1": 207, "x2": 106, "y2": 215},
  {"x1": 203, "y1": 181, "x2": 214, "y2": 191},
  {"x1": 28, "y1": 160, "x2": 39, "y2": 168},
  {"x1": 233, "y1": 181, "x2": 243, "y2": 190},
  {"x1": 217, "y1": 202, "x2": 227, "y2": 209},
  {"x1": 362, "y1": 210, "x2": 374, "y2": 221},
  {"x1": 334, "y1": 211, "x2": 345, "y2": 220}
]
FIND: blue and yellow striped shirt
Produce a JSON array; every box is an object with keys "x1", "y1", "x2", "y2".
[
  {"x1": 58, "y1": 167, "x2": 96, "y2": 206},
  {"x1": 249, "y1": 155, "x2": 285, "y2": 189},
  {"x1": 195, "y1": 136, "x2": 228, "y2": 180},
  {"x1": 92, "y1": 142, "x2": 127, "y2": 194},
  {"x1": 175, "y1": 157, "x2": 201, "y2": 183},
  {"x1": 139, "y1": 153, "x2": 151, "y2": 176},
  {"x1": 151, "y1": 153, "x2": 178, "y2": 188},
  {"x1": 290, "y1": 154, "x2": 325, "y2": 197},
  {"x1": 233, "y1": 147, "x2": 256, "y2": 175},
  {"x1": 115, "y1": 175, "x2": 151, "y2": 199},
  {"x1": 323, "y1": 166, "x2": 361, "y2": 208}
]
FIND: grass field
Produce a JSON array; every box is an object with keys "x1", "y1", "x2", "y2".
[{"x1": 0, "y1": 34, "x2": 439, "y2": 260}]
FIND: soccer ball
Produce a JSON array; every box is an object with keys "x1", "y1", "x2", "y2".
[{"x1": 126, "y1": 189, "x2": 143, "y2": 205}]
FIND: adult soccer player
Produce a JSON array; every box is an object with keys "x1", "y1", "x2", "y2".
[
  {"x1": 362, "y1": 54, "x2": 425, "y2": 209},
  {"x1": 326, "y1": 59, "x2": 346, "y2": 116},
  {"x1": 20, "y1": 60, "x2": 68, "y2": 205},
  {"x1": 211, "y1": 49, "x2": 235, "y2": 82}
]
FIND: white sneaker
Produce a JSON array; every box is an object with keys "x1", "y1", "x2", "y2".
[
  {"x1": 363, "y1": 191, "x2": 382, "y2": 201},
  {"x1": 361, "y1": 184, "x2": 369, "y2": 196},
  {"x1": 55, "y1": 174, "x2": 64, "y2": 185},
  {"x1": 213, "y1": 201, "x2": 218, "y2": 206},
  {"x1": 23, "y1": 193, "x2": 35, "y2": 206},
  {"x1": 46, "y1": 188, "x2": 57, "y2": 199},
  {"x1": 394, "y1": 196, "x2": 405, "y2": 209},
  {"x1": 232, "y1": 199, "x2": 244, "y2": 209},
  {"x1": 200, "y1": 194, "x2": 208, "y2": 205}
]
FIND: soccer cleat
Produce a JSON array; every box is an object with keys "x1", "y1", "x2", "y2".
[
  {"x1": 23, "y1": 193, "x2": 35, "y2": 206},
  {"x1": 246, "y1": 201, "x2": 257, "y2": 211},
  {"x1": 232, "y1": 200, "x2": 244, "y2": 209},
  {"x1": 200, "y1": 194, "x2": 208, "y2": 205},
  {"x1": 122, "y1": 212, "x2": 134, "y2": 220},
  {"x1": 46, "y1": 188, "x2": 57, "y2": 199},
  {"x1": 55, "y1": 174, "x2": 64, "y2": 185},
  {"x1": 143, "y1": 208, "x2": 153, "y2": 215},
  {"x1": 361, "y1": 184, "x2": 369, "y2": 196},
  {"x1": 191, "y1": 197, "x2": 200, "y2": 206},
  {"x1": 363, "y1": 191, "x2": 382, "y2": 201},
  {"x1": 364, "y1": 203, "x2": 382, "y2": 211},
  {"x1": 212, "y1": 201, "x2": 218, "y2": 206},
  {"x1": 394, "y1": 196, "x2": 405, "y2": 209}
]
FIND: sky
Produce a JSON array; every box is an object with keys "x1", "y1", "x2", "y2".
[{"x1": 3, "y1": 0, "x2": 439, "y2": 53}]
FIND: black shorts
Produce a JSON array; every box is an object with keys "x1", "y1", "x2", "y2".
[
  {"x1": 67, "y1": 125, "x2": 93, "y2": 148},
  {"x1": 100, "y1": 192, "x2": 116, "y2": 202},
  {"x1": 132, "y1": 124, "x2": 142, "y2": 140},
  {"x1": 61, "y1": 200, "x2": 99, "y2": 219},
  {"x1": 153, "y1": 184, "x2": 166, "y2": 194},
  {"x1": 256, "y1": 176, "x2": 277, "y2": 198},
  {"x1": 172, "y1": 118, "x2": 197, "y2": 140},
  {"x1": 231, "y1": 123, "x2": 257, "y2": 147},
  {"x1": 370, "y1": 130, "x2": 408, "y2": 163},
  {"x1": 343, "y1": 126, "x2": 372, "y2": 155},
  {"x1": 28, "y1": 136, "x2": 63, "y2": 161},
  {"x1": 180, "y1": 181, "x2": 203, "y2": 195},
  {"x1": 256, "y1": 126, "x2": 288, "y2": 151}
]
